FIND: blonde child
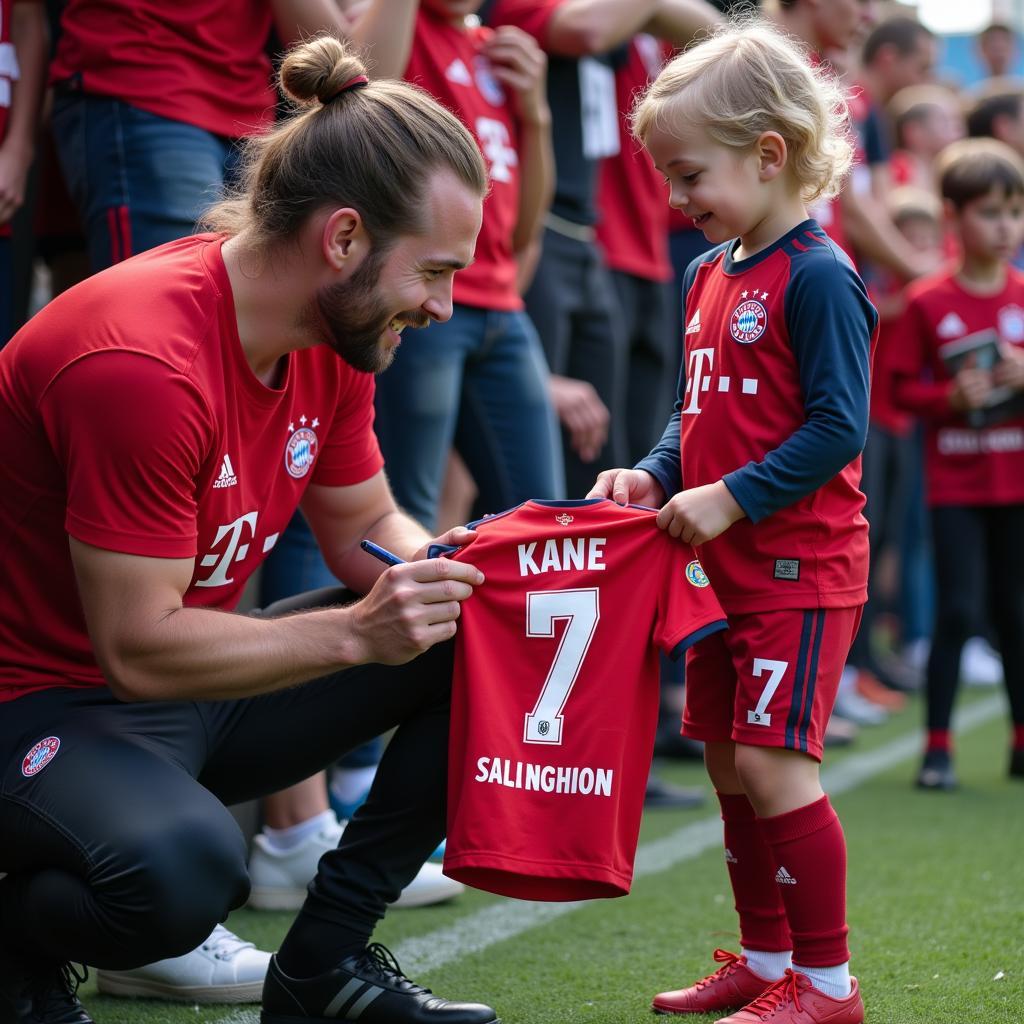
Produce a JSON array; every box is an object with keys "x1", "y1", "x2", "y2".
[{"x1": 590, "y1": 22, "x2": 875, "y2": 1024}]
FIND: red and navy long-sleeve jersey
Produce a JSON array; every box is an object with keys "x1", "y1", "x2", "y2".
[{"x1": 637, "y1": 219, "x2": 876, "y2": 614}]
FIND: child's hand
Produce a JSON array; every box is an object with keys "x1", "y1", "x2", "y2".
[
  {"x1": 656, "y1": 480, "x2": 745, "y2": 545},
  {"x1": 949, "y1": 365, "x2": 993, "y2": 411},
  {"x1": 587, "y1": 468, "x2": 665, "y2": 507},
  {"x1": 482, "y1": 26, "x2": 550, "y2": 128},
  {"x1": 993, "y1": 345, "x2": 1024, "y2": 392}
]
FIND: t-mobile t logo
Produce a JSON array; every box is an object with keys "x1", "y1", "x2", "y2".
[
  {"x1": 682, "y1": 348, "x2": 714, "y2": 415},
  {"x1": 194, "y1": 511, "x2": 258, "y2": 588}
]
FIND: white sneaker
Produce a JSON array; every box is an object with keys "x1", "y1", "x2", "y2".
[
  {"x1": 832, "y1": 684, "x2": 888, "y2": 726},
  {"x1": 961, "y1": 636, "x2": 1003, "y2": 687},
  {"x1": 96, "y1": 924, "x2": 270, "y2": 1003},
  {"x1": 392, "y1": 860, "x2": 464, "y2": 909},
  {"x1": 247, "y1": 816, "x2": 464, "y2": 911},
  {"x1": 248, "y1": 815, "x2": 347, "y2": 910}
]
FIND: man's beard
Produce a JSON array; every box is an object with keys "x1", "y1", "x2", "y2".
[{"x1": 305, "y1": 246, "x2": 427, "y2": 374}]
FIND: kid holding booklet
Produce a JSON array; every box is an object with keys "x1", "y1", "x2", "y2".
[{"x1": 891, "y1": 137, "x2": 1024, "y2": 792}]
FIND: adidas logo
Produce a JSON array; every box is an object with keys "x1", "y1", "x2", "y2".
[
  {"x1": 446, "y1": 58, "x2": 472, "y2": 86},
  {"x1": 685, "y1": 308, "x2": 702, "y2": 335},
  {"x1": 213, "y1": 454, "x2": 237, "y2": 489},
  {"x1": 937, "y1": 312, "x2": 967, "y2": 339},
  {"x1": 775, "y1": 866, "x2": 797, "y2": 885},
  {"x1": 724, "y1": 847, "x2": 738, "y2": 864}
]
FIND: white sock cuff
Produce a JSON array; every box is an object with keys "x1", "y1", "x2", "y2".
[
  {"x1": 793, "y1": 961, "x2": 852, "y2": 1000},
  {"x1": 261, "y1": 809, "x2": 337, "y2": 852},
  {"x1": 741, "y1": 948, "x2": 792, "y2": 981}
]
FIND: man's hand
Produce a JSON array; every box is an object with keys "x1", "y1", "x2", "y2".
[
  {"x1": 656, "y1": 479, "x2": 744, "y2": 545},
  {"x1": 483, "y1": 26, "x2": 551, "y2": 127},
  {"x1": 350, "y1": 555, "x2": 485, "y2": 666},
  {"x1": 550, "y1": 374, "x2": 609, "y2": 462},
  {"x1": 0, "y1": 140, "x2": 32, "y2": 226},
  {"x1": 587, "y1": 467, "x2": 665, "y2": 507},
  {"x1": 410, "y1": 525, "x2": 478, "y2": 563}
]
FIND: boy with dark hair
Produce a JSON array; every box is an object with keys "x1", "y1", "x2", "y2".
[
  {"x1": 966, "y1": 86, "x2": 1024, "y2": 151},
  {"x1": 978, "y1": 22, "x2": 1017, "y2": 80},
  {"x1": 892, "y1": 138, "x2": 1024, "y2": 790}
]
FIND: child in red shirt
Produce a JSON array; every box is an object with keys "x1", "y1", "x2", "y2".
[
  {"x1": 892, "y1": 138, "x2": 1024, "y2": 789},
  {"x1": 591, "y1": 21, "x2": 875, "y2": 1024}
]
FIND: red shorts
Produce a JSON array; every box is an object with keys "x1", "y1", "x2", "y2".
[{"x1": 683, "y1": 607, "x2": 863, "y2": 762}]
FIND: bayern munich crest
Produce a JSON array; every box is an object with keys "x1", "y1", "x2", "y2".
[
  {"x1": 685, "y1": 560, "x2": 710, "y2": 588},
  {"x1": 729, "y1": 298, "x2": 767, "y2": 344},
  {"x1": 22, "y1": 736, "x2": 60, "y2": 777},
  {"x1": 284, "y1": 427, "x2": 318, "y2": 479}
]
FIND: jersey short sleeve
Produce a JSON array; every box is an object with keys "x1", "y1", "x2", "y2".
[
  {"x1": 310, "y1": 366, "x2": 384, "y2": 487},
  {"x1": 39, "y1": 352, "x2": 213, "y2": 558},
  {"x1": 656, "y1": 539, "x2": 733, "y2": 660},
  {"x1": 486, "y1": 0, "x2": 563, "y2": 43}
]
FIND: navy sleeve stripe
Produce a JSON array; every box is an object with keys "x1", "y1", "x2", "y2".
[{"x1": 669, "y1": 618, "x2": 729, "y2": 661}]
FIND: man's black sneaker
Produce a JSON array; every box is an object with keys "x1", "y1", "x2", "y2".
[
  {"x1": 916, "y1": 749, "x2": 957, "y2": 791},
  {"x1": 260, "y1": 944, "x2": 499, "y2": 1024},
  {"x1": 1010, "y1": 748, "x2": 1024, "y2": 779},
  {"x1": 1, "y1": 956, "x2": 93, "y2": 1024}
]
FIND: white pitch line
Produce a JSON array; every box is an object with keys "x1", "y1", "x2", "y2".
[{"x1": 221, "y1": 694, "x2": 1003, "y2": 1024}]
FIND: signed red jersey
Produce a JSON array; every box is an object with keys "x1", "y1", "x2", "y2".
[
  {"x1": 436, "y1": 498, "x2": 726, "y2": 900},
  {"x1": 0, "y1": 234, "x2": 382, "y2": 702}
]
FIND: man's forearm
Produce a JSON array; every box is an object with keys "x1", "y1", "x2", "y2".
[
  {"x1": 547, "y1": 0, "x2": 659, "y2": 56},
  {"x1": 106, "y1": 604, "x2": 364, "y2": 703},
  {"x1": 512, "y1": 114, "x2": 554, "y2": 253},
  {"x1": 7, "y1": 4, "x2": 47, "y2": 158},
  {"x1": 347, "y1": 0, "x2": 418, "y2": 80},
  {"x1": 270, "y1": 0, "x2": 350, "y2": 44},
  {"x1": 326, "y1": 506, "x2": 432, "y2": 594},
  {"x1": 644, "y1": 0, "x2": 721, "y2": 48},
  {"x1": 839, "y1": 189, "x2": 925, "y2": 282}
]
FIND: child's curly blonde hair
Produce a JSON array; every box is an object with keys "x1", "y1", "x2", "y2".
[{"x1": 632, "y1": 21, "x2": 853, "y2": 204}]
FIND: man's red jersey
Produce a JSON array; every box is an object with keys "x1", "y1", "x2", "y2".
[
  {"x1": 0, "y1": 235, "x2": 383, "y2": 702},
  {"x1": 50, "y1": 0, "x2": 276, "y2": 139},
  {"x1": 638, "y1": 221, "x2": 875, "y2": 614},
  {"x1": 405, "y1": 9, "x2": 522, "y2": 311},
  {"x1": 594, "y1": 35, "x2": 673, "y2": 283},
  {"x1": 435, "y1": 498, "x2": 727, "y2": 901},
  {"x1": 891, "y1": 267, "x2": 1024, "y2": 506}
]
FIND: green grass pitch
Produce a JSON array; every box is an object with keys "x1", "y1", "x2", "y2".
[{"x1": 75, "y1": 691, "x2": 1023, "y2": 1023}]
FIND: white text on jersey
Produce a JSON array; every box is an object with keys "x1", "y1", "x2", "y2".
[
  {"x1": 517, "y1": 537, "x2": 607, "y2": 577},
  {"x1": 475, "y1": 756, "x2": 613, "y2": 797}
]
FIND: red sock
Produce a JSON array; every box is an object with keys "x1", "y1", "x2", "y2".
[
  {"x1": 717, "y1": 792, "x2": 791, "y2": 952},
  {"x1": 927, "y1": 729, "x2": 951, "y2": 754},
  {"x1": 758, "y1": 795, "x2": 848, "y2": 967},
  {"x1": 1013, "y1": 724, "x2": 1024, "y2": 751}
]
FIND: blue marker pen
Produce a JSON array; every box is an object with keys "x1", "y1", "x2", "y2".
[{"x1": 360, "y1": 539, "x2": 406, "y2": 567}]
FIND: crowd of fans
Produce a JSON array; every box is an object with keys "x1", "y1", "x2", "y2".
[{"x1": 2, "y1": 0, "x2": 1023, "y2": 1010}]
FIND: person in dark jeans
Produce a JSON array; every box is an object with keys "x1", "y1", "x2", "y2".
[{"x1": 0, "y1": 37, "x2": 498, "y2": 1024}]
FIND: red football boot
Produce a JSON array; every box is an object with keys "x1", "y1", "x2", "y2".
[
  {"x1": 652, "y1": 949, "x2": 775, "y2": 1015},
  {"x1": 715, "y1": 970, "x2": 864, "y2": 1024}
]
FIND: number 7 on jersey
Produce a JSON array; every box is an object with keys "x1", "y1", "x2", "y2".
[{"x1": 523, "y1": 588, "x2": 600, "y2": 745}]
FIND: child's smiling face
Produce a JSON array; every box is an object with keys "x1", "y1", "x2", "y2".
[{"x1": 646, "y1": 119, "x2": 772, "y2": 246}]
